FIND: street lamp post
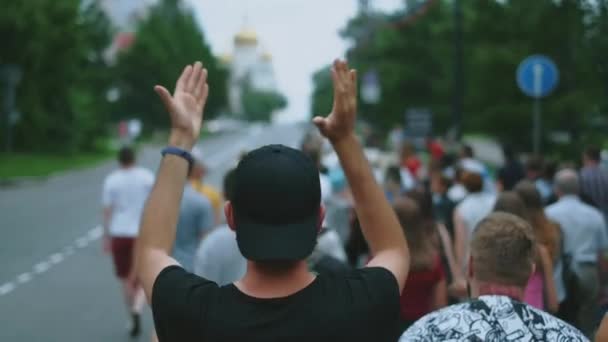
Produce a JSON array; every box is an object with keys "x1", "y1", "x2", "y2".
[
  {"x1": 452, "y1": 0, "x2": 463, "y2": 141},
  {"x1": 1, "y1": 64, "x2": 22, "y2": 153}
]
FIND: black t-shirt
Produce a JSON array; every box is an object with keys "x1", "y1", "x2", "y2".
[{"x1": 152, "y1": 265, "x2": 400, "y2": 341}]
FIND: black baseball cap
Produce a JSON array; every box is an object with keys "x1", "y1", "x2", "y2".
[{"x1": 232, "y1": 144, "x2": 321, "y2": 261}]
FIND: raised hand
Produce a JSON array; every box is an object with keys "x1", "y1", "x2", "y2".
[
  {"x1": 154, "y1": 61, "x2": 209, "y2": 150},
  {"x1": 313, "y1": 59, "x2": 357, "y2": 144}
]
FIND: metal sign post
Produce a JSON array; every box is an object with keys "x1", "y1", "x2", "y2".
[{"x1": 516, "y1": 55, "x2": 559, "y2": 154}]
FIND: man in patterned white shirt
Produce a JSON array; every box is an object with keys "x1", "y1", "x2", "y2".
[{"x1": 400, "y1": 212, "x2": 587, "y2": 341}]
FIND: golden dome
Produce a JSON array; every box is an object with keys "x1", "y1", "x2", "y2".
[
  {"x1": 261, "y1": 51, "x2": 272, "y2": 61},
  {"x1": 218, "y1": 53, "x2": 233, "y2": 64},
  {"x1": 234, "y1": 28, "x2": 258, "y2": 45}
]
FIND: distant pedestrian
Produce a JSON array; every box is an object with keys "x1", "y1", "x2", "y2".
[
  {"x1": 492, "y1": 191, "x2": 559, "y2": 313},
  {"x1": 301, "y1": 147, "x2": 333, "y2": 203},
  {"x1": 388, "y1": 124, "x2": 404, "y2": 152},
  {"x1": 400, "y1": 141, "x2": 422, "y2": 180},
  {"x1": 394, "y1": 197, "x2": 447, "y2": 330},
  {"x1": 497, "y1": 144, "x2": 525, "y2": 191},
  {"x1": 580, "y1": 145, "x2": 608, "y2": 220},
  {"x1": 172, "y1": 151, "x2": 215, "y2": 272},
  {"x1": 546, "y1": 169, "x2": 608, "y2": 338},
  {"x1": 515, "y1": 180, "x2": 563, "y2": 312},
  {"x1": 447, "y1": 167, "x2": 467, "y2": 203},
  {"x1": 101, "y1": 146, "x2": 154, "y2": 337},
  {"x1": 459, "y1": 144, "x2": 494, "y2": 194},
  {"x1": 384, "y1": 165, "x2": 404, "y2": 203},
  {"x1": 426, "y1": 135, "x2": 445, "y2": 162},
  {"x1": 526, "y1": 155, "x2": 553, "y2": 204},
  {"x1": 190, "y1": 147, "x2": 223, "y2": 225},
  {"x1": 453, "y1": 162, "x2": 495, "y2": 272},
  {"x1": 430, "y1": 172, "x2": 456, "y2": 236},
  {"x1": 194, "y1": 168, "x2": 246, "y2": 285},
  {"x1": 406, "y1": 189, "x2": 460, "y2": 293}
]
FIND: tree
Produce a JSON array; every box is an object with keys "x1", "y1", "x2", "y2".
[
  {"x1": 334, "y1": 3, "x2": 453, "y2": 133},
  {"x1": 242, "y1": 79, "x2": 287, "y2": 122},
  {"x1": 0, "y1": 0, "x2": 114, "y2": 152},
  {"x1": 114, "y1": 0, "x2": 227, "y2": 132},
  {"x1": 313, "y1": 0, "x2": 607, "y2": 154},
  {"x1": 310, "y1": 65, "x2": 333, "y2": 117}
]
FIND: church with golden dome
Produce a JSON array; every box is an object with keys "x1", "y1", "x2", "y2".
[{"x1": 222, "y1": 27, "x2": 278, "y2": 115}]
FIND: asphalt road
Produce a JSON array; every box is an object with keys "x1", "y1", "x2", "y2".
[{"x1": 0, "y1": 122, "x2": 306, "y2": 341}]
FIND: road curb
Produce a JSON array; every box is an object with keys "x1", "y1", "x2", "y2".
[{"x1": 0, "y1": 175, "x2": 50, "y2": 188}]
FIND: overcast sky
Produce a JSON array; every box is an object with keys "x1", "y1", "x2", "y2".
[{"x1": 189, "y1": 0, "x2": 365, "y2": 122}]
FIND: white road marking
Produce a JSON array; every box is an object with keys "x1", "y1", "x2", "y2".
[
  {"x1": 0, "y1": 282, "x2": 15, "y2": 295},
  {"x1": 0, "y1": 226, "x2": 102, "y2": 297},
  {"x1": 49, "y1": 253, "x2": 64, "y2": 264},
  {"x1": 16, "y1": 273, "x2": 32, "y2": 284},
  {"x1": 75, "y1": 237, "x2": 88, "y2": 248},
  {"x1": 88, "y1": 226, "x2": 103, "y2": 240},
  {"x1": 63, "y1": 246, "x2": 75, "y2": 256},
  {"x1": 33, "y1": 261, "x2": 51, "y2": 274}
]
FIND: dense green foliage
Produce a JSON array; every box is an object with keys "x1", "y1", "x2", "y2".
[
  {"x1": 242, "y1": 86, "x2": 287, "y2": 122},
  {"x1": 1, "y1": 1, "x2": 113, "y2": 152},
  {"x1": 1, "y1": 0, "x2": 228, "y2": 153},
  {"x1": 312, "y1": 0, "x2": 608, "y2": 153},
  {"x1": 114, "y1": 0, "x2": 227, "y2": 131}
]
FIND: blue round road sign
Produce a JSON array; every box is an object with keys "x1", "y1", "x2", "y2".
[{"x1": 516, "y1": 55, "x2": 559, "y2": 99}]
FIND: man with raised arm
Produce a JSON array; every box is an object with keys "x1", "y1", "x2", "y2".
[{"x1": 136, "y1": 60, "x2": 409, "y2": 341}]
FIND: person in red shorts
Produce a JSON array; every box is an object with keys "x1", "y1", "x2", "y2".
[{"x1": 102, "y1": 146, "x2": 154, "y2": 337}]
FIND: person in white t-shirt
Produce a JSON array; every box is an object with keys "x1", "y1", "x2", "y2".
[
  {"x1": 101, "y1": 146, "x2": 154, "y2": 337},
  {"x1": 453, "y1": 161, "x2": 495, "y2": 276}
]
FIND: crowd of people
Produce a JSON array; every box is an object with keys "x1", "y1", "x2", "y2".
[{"x1": 100, "y1": 60, "x2": 608, "y2": 341}]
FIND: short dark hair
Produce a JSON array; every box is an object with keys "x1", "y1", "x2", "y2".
[
  {"x1": 585, "y1": 145, "x2": 601, "y2": 162},
  {"x1": 525, "y1": 155, "x2": 544, "y2": 173},
  {"x1": 493, "y1": 191, "x2": 527, "y2": 221},
  {"x1": 394, "y1": 198, "x2": 436, "y2": 271},
  {"x1": 118, "y1": 146, "x2": 135, "y2": 166},
  {"x1": 223, "y1": 168, "x2": 237, "y2": 201},
  {"x1": 514, "y1": 180, "x2": 543, "y2": 210},
  {"x1": 301, "y1": 147, "x2": 321, "y2": 168},
  {"x1": 384, "y1": 165, "x2": 402, "y2": 184},
  {"x1": 461, "y1": 145, "x2": 474, "y2": 158},
  {"x1": 502, "y1": 144, "x2": 515, "y2": 161},
  {"x1": 406, "y1": 189, "x2": 434, "y2": 223},
  {"x1": 472, "y1": 212, "x2": 536, "y2": 287},
  {"x1": 462, "y1": 171, "x2": 483, "y2": 193}
]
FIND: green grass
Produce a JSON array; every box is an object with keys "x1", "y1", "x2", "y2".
[{"x1": 0, "y1": 151, "x2": 114, "y2": 180}]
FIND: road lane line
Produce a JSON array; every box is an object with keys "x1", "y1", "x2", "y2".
[
  {"x1": 33, "y1": 261, "x2": 51, "y2": 274},
  {"x1": 16, "y1": 273, "x2": 32, "y2": 284},
  {"x1": 63, "y1": 246, "x2": 75, "y2": 256},
  {"x1": 0, "y1": 226, "x2": 103, "y2": 298},
  {"x1": 75, "y1": 237, "x2": 89, "y2": 248},
  {"x1": 88, "y1": 226, "x2": 103, "y2": 240},
  {"x1": 0, "y1": 282, "x2": 15, "y2": 296},
  {"x1": 49, "y1": 253, "x2": 64, "y2": 264}
]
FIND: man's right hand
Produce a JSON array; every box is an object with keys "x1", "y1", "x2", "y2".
[{"x1": 313, "y1": 59, "x2": 357, "y2": 144}]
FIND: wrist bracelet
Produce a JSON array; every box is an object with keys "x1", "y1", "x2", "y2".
[{"x1": 161, "y1": 146, "x2": 194, "y2": 170}]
